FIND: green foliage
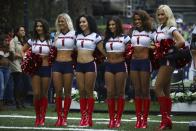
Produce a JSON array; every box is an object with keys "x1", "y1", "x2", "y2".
[{"x1": 170, "y1": 91, "x2": 196, "y2": 103}]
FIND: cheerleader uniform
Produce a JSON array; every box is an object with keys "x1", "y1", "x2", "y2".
[
  {"x1": 28, "y1": 39, "x2": 52, "y2": 77},
  {"x1": 75, "y1": 32, "x2": 103, "y2": 127},
  {"x1": 75, "y1": 32, "x2": 102, "y2": 73},
  {"x1": 154, "y1": 25, "x2": 180, "y2": 130},
  {"x1": 105, "y1": 35, "x2": 130, "y2": 73},
  {"x1": 52, "y1": 31, "x2": 76, "y2": 73},
  {"x1": 51, "y1": 31, "x2": 76, "y2": 126},
  {"x1": 104, "y1": 34, "x2": 130, "y2": 128},
  {"x1": 130, "y1": 30, "x2": 153, "y2": 72},
  {"x1": 27, "y1": 38, "x2": 52, "y2": 127},
  {"x1": 130, "y1": 29, "x2": 153, "y2": 128},
  {"x1": 154, "y1": 25, "x2": 177, "y2": 67}
]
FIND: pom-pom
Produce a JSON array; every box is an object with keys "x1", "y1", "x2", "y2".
[
  {"x1": 21, "y1": 49, "x2": 42, "y2": 76},
  {"x1": 151, "y1": 39, "x2": 175, "y2": 61},
  {"x1": 175, "y1": 46, "x2": 192, "y2": 69},
  {"x1": 124, "y1": 44, "x2": 134, "y2": 60}
]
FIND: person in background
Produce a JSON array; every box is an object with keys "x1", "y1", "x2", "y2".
[
  {"x1": 190, "y1": 26, "x2": 196, "y2": 82},
  {"x1": 154, "y1": 5, "x2": 185, "y2": 130},
  {"x1": 122, "y1": 24, "x2": 132, "y2": 36},
  {"x1": 52, "y1": 13, "x2": 75, "y2": 126},
  {"x1": 2, "y1": 34, "x2": 14, "y2": 106},
  {"x1": 104, "y1": 16, "x2": 130, "y2": 128},
  {"x1": 22, "y1": 19, "x2": 52, "y2": 127},
  {"x1": 0, "y1": 35, "x2": 12, "y2": 110},
  {"x1": 9, "y1": 25, "x2": 31, "y2": 109},
  {"x1": 75, "y1": 15, "x2": 106, "y2": 127},
  {"x1": 129, "y1": 10, "x2": 154, "y2": 129}
]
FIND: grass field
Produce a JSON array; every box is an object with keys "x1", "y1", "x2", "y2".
[{"x1": 0, "y1": 102, "x2": 195, "y2": 131}]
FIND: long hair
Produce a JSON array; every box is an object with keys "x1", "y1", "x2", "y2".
[
  {"x1": 156, "y1": 5, "x2": 176, "y2": 27},
  {"x1": 32, "y1": 18, "x2": 50, "y2": 41},
  {"x1": 75, "y1": 15, "x2": 99, "y2": 35},
  {"x1": 55, "y1": 13, "x2": 74, "y2": 34},
  {"x1": 13, "y1": 25, "x2": 27, "y2": 43},
  {"x1": 133, "y1": 10, "x2": 152, "y2": 31},
  {"x1": 104, "y1": 16, "x2": 123, "y2": 43}
]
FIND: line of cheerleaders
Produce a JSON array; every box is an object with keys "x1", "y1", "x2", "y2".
[{"x1": 21, "y1": 5, "x2": 191, "y2": 130}]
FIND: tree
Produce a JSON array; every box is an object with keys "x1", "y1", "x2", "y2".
[
  {"x1": 68, "y1": 0, "x2": 93, "y2": 24},
  {"x1": 0, "y1": 0, "x2": 24, "y2": 34}
]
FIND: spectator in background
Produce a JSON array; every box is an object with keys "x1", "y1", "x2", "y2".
[
  {"x1": 9, "y1": 25, "x2": 31, "y2": 109},
  {"x1": 190, "y1": 26, "x2": 196, "y2": 82},
  {"x1": 0, "y1": 35, "x2": 12, "y2": 110},
  {"x1": 122, "y1": 24, "x2": 132, "y2": 36},
  {"x1": 2, "y1": 34, "x2": 13, "y2": 106}
]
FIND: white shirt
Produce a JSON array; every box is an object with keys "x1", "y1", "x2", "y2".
[
  {"x1": 54, "y1": 31, "x2": 76, "y2": 51},
  {"x1": 28, "y1": 39, "x2": 52, "y2": 55},
  {"x1": 131, "y1": 30, "x2": 153, "y2": 47},
  {"x1": 105, "y1": 35, "x2": 130, "y2": 52},
  {"x1": 76, "y1": 32, "x2": 102, "y2": 51},
  {"x1": 154, "y1": 25, "x2": 177, "y2": 42}
]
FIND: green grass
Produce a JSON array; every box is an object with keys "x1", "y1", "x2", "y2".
[
  {"x1": 94, "y1": 101, "x2": 160, "y2": 112},
  {"x1": 0, "y1": 103, "x2": 195, "y2": 131}
]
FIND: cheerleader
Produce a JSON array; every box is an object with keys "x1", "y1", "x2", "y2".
[
  {"x1": 130, "y1": 10, "x2": 154, "y2": 129},
  {"x1": 52, "y1": 13, "x2": 75, "y2": 126},
  {"x1": 22, "y1": 19, "x2": 52, "y2": 127},
  {"x1": 75, "y1": 15, "x2": 106, "y2": 127},
  {"x1": 154, "y1": 5, "x2": 185, "y2": 130},
  {"x1": 104, "y1": 16, "x2": 130, "y2": 128}
]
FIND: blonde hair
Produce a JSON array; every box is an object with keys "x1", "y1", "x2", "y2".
[
  {"x1": 54, "y1": 13, "x2": 74, "y2": 43},
  {"x1": 55, "y1": 13, "x2": 74, "y2": 34},
  {"x1": 156, "y1": 5, "x2": 176, "y2": 27}
]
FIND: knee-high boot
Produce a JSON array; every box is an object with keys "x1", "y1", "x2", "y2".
[
  {"x1": 141, "y1": 98, "x2": 150, "y2": 128},
  {"x1": 40, "y1": 97, "x2": 48, "y2": 126},
  {"x1": 134, "y1": 97, "x2": 142, "y2": 128},
  {"x1": 34, "y1": 99, "x2": 41, "y2": 127},
  {"x1": 115, "y1": 97, "x2": 125, "y2": 128},
  {"x1": 107, "y1": 98, "x2": 115, "y2": 128},
  {"x1": 62, "y1": 97, "x2": 71, "y2": 126},
  {"x1": 158, "y1": 96, "x2": 172, "y2": 130},
  {"x1": 79, "y1": 98, "x2": 87, "y2": 126},
  {"x1": 55, "y1": 97, "x2": 62, "y2": 126},
  {"x1": 165, "y1": 97, "x2": 172, "y2": 116},
  {"x1": 86, "y1": 98, "x2": 95, "y2": 127}
]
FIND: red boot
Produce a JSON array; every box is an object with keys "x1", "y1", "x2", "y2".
[
  {"x1": 79, "y1": 98, "x2": 87, "y2": 126},
  {"x1": 134, "y1": 98, "x2": 142, "y2": 128},
  {"x1": 141, "y1": 98, "x2": 150, "y2": 128},
  {"x1": 40, "y1": 97, "x2": 48, "y2": 126},
  {"x1": 34, "y1": 99, "x2": 40, "y2": 127},
  {"x1": 55, "y1": 97, "x2": 63, "y2": 126},
  {"x1": 115, "y1": 97, "x2": 125, "y2": 128},
  {"x1": 62, "y1": 97, "x2": 71, "y2": 126},
  {"x1": 86, "y1": 98, "x2": 95, "y2": 127},
  {"x1": 158, "y1": 97, "x2": 172, "y2": 130},
  {"x1": 107, "y1": 98, "x2": 115, "y2": 128},
  {"x1": 165, "y1": 97, "x2": 172, "y2": 116}
]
